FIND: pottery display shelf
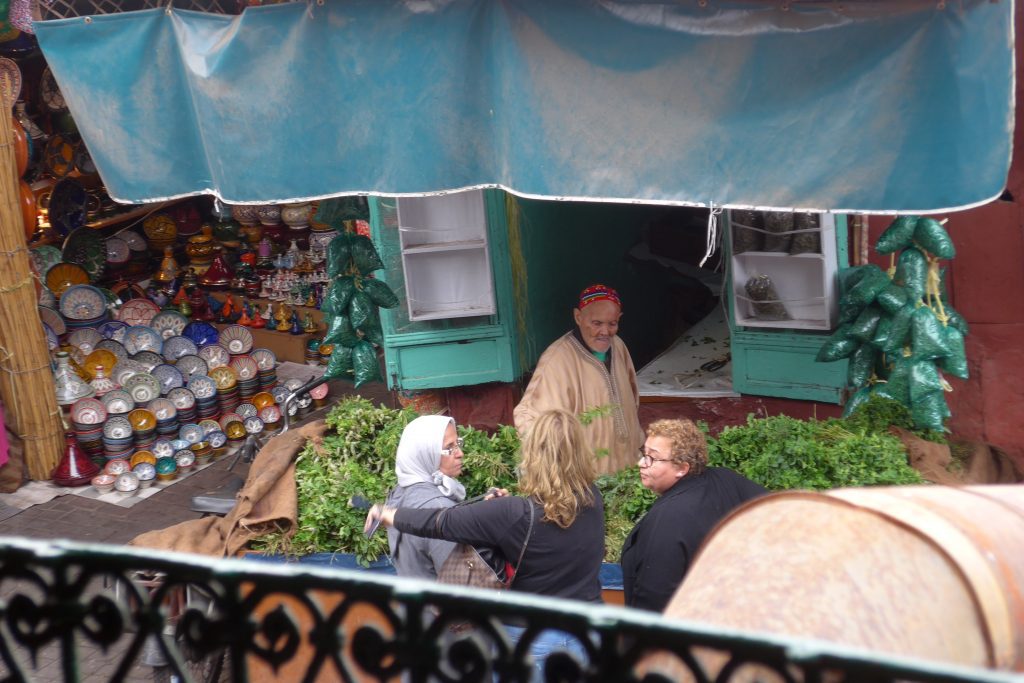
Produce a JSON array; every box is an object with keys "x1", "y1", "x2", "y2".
[
  {"x1": 207, "y1": 293, "x2": 326, "y2": 329},
  {"x1": 211, "y1": 323, "x2": 317, "y2": 366}
]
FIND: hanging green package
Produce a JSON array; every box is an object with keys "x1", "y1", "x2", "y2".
[
  {"x1": 938, "y1": 326, "x2": 969, "y2": 379},
  {"x1": 876, "y1": 215, "x2": 919, "y2": 254},
  {"x1": 849, "y1": 306, "x2": 883, "y2": 342},
  {"x1": 913, "y1": 217, "x2": 956, "y2": 259},
  {"x1": 893, "y1": 247, "x2": 927, "y2": 301},
  {"x1": 360, "y1": 277, "x2": 399, "y2": 309},
  {"x1": 816, "y1": 324, "x2": 858, "y2": 362},
  {"x1": 875, "y1": 283, "x2": 907, "y2": 315},
  {"x1": 838, "y1": 266, "x2": 868, "y2": 295},
  {"x1": 326, "y1": 233, "x2": 352, "y2": 279},
  {"x1": 841, "y1": 264, "x2": 890, "y2": 308},
  {"x1": 353, "y1": 340, "x2": 384, "y2": 387},
  {"x1": 873, "y1": 357, "x2": 912, "y2": 406},
  {"x1": 321, "y1": 277, "x2": 356, "y2": 317},
  {"x1": 847, "y1": 344, "x2": 874, "y2": 387},
  {"x1": 323, "y1": 313, "x2": 361, "y2": 348},
  {"x1": 314, "y1": 198, "x2": 348, "y2": 232},
  {"x1": 911, "y1": 391, "x2": 948, "y2": 432},
  {"x1": 911, "y1": 306, "x2": 952, "y2": 360},
  {"x1": 360, "y1": 306, "x2": 385, "y2": 346},
  {"x1": 883, "y1": 303, "x2": 917, "y2": 355},
  {"x1": 842, "y1": 386, "x2": 872, "y2": 418},
  {"x1": 870, "y1": 316, "x2": 894, "y2": 350},
  {"x1": 908, "y1": 360, "x2": 944, "y2": 403},
  {"x1": 350, "y1": 235, "x2": 384, "y2": 275},
  {"x1": 323, "y1": 344, "x2": 354, "y2": 381},
  {"x1": 349, "y1": 291, "x2": 374, "y2": 330},
  {"x1": 945, "y1": 307, "x2": 970, "y2": 335}
]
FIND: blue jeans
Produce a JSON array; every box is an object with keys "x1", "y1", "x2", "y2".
[{"x1": 503, "y1": 626, "x2": 590, "y2": 682}]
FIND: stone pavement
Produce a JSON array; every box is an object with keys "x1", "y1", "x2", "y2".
[{"x1": 0, "y1": 380, "x2": 393, "y2": 682}]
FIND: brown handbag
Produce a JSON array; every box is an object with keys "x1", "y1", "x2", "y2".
[{"x1": 437, "y1": 499, "x2": 534, "y2": 590}]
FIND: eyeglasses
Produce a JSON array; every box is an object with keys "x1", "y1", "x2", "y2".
[
  {"x1": 440, "y1": 438, "x2": 465, "y2": 457},
  {"x1": 637, "y1": 449, "x2": 674, "y2": 467}
]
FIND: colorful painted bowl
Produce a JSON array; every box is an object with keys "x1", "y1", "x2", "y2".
[
  {"x1": 129, "y1": 450, "x2": 156, "y2": 468},
  {"x1": 155, "y1": 456, "x2": 178, "y2": 481},
  {"x1": 114, "y1": 471, "x2": 140, "y2": 494},
  {"x1": 103, "y1": 459, "x2": 131, "y2": 476},
  {"x1": 91, "y1": 473, "x2": 116, "y2": 494}
]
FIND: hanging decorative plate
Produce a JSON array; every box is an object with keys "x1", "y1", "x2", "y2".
[
  {"x1": 59, "y1": 284, "x2": 106, "y2": 320},
  {"x1": 42, "y1": 323, "x2": 58, "y2": 351},
  {"x1": 124, "y1": 373, "x2": 160, "y2": 404},
  {"x1": 39, "y1": 66, "x2": 66, "y2": 112},
  {"x1": 182, "y1": 321, "x2": 218, "y2": 347},
  {"x1": 101, "y1": 389, "x2": 134, "y2": 415},
  {"x1": 95, "y1": 339, "x2": 128, "y2": 364},
  {"x1": 130, "y1": 350, "x2": 164, "y2": 371},
  {"x1": 187, "y1": 375, "x2": 217, "y2": 400},
  {"x1": 142, "y1": 213, "x2": 177, "y2": 242},
  {"x1": 62, "y1": 227, "x2": 106, "y2": 283},
  {"x1": 44, "y1": 262, "x2": 88, "y2": 297},
  {"x1": 105, "y1": 237, "x2": 130, "y2": 266},
  {"x1": 117, "y1": 298, "x2": 160, "y2": 327},
  {"x1": 175, "y1": 354, "x2": 208, "y2": 383},
  {"x1": 43, "y1": 136, "x2": 76, "y2": 180},
  {"x1": 97, "y1": 320, "x2": 129, "y2": 342},
  {"x1": 168, "y1": 387, "x2": 196, "y2": 410},
  {"x1": 30, "y1": 246, "x2": 62, "y2": 280},
  {"x1": 161, "y1": 335, "x2": 198, "y2": 362},
  {"x1": 38, "y1": 305, "x2": 65, "y2": 336},
  {"x1": 68, "y1": 328, "x2": 103, "y2": 356},
  {"x1": 151, "y1": 364, "x2": 184, "y2": 394},
  {"x1": 123, "y1": 326, "x2": 163, "y2": 355},
  {"x1": 197, "y1": 343, "x2": 230, "y2": 369},
  {"x1": 118, "y1": 230, "x2": 148, "y2": 253},
  {"x1": 0, "y1": 57, "x2": 22, "y2": 110},
  {"x1": 219, "y1": 325, "x2": 254, "y2": 355},
  {"x1": 249, "y1": 348, "x2": 277, "y2": 372},
  {"x1": 150, "y1": 311, "x2": 188, "y2": 340}
]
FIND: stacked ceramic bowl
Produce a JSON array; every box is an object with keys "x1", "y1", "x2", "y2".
[
  {"x1": 69, "y1": 397, "x2": 106, "y2": 458},
  {"x1": 129, "y1": 408, "x2": 157, "y2": 452},
  {"x1": 150, "y1": 398, "x2": 180, "y2": 438},
  {"x1": 303, "y1": 340, "x2": 321, "y2": 366},
  {"x1": 188, "y1": 375, "x2": 220, "y2": 421},
  {"x1": 251, "y1": 348, "x2": 278, "y2": 390},
  {"x1": 211, "y1": 366, "x2": 240, "y2": 415},
  {"x1": 60, "y1": 285, "x2": 111, "y2": 332},
  {"x1": 168, "y1": 387, "x2": 197, "y2": 424},
  {"x1": 230, "y1": 355, "x2": 260, "y2": 401},
  {"x1": 102, "y1": 416, "x2": 134, "y2": 460}
]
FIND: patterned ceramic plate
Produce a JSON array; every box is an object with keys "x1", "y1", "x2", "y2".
[
  {"x1": 219, "y1": 325, "x2": 253, "y2": 355},
  {"x1": 229, "y1": 355, "x2": 259, "y2": 381},
  {"x1": 309, "y1": 382, "x2": 329, "y2": 401},
  {"x1": 187, "y1": 375, "x2": 217, "y2": 400},
  {"x1": 38, "y1": 305, "x2": 66, "y2": 336},
  {"x1": 208, "y1": 366, "x2": 237, "y2": 391},
  {"x1": 30, "y1": 246, "x2": 63, "y2": 280},
  {"x1": 42, "y1": 323, "x2": 58, "y2": 351},
  {"x1": 206, "y1": 430, "x2": 227, "y2": 449},
  {"x1": 149, "y1": 398, "x2": 177, "y2": 422},
  {"x1": 259, "y1": 406, "x2": 281, "y2": 424},
  {"x1": 94, "y1": 339, "x2": 128, "y2": 364},
  {"x1": 70, "y1": 397, "x2": 106, "y2": 425},
  {"x1": 101, "y1": 389, "x2": 134, "y2": 415},
  {"x1": 150, "y1": 311, "x2": 189, "y2": 340},
  {"x1": 178, "y1": 423, "x2": 204, "y2": 445},
  {"x1": 175, "y1": 355, "x2": 208, "y2": 383},
  {"x1": 124, "y1": 372, "x2": 160, "y2": 403},
  {"x1": 97, "y1": 320, "x2": 130, "y2": 342},
  {"x1": 235, "y1": 403, "x2": 258, "y2": 420},
  {"x1": 198, "y1": 343, "x2": 230, "y2": 369},
  {"x1": 218, "y1": 413, "x2": 242, "y2": 430},
  {"x1": 59, "y1": 284, "x2": 106, "y2": 320},
  {"x1": 103, "y1": 416, "x2": 132, "y2": 440},
  {"x1": 162, "y1": 335, "x2": 198, "y2": 362},
  {"x1": 249, "y1": 348, "x2": 277, "y2": 372},
  {"x1": 118, "y1": 230, "x2": 147, "y2": 252},
  {"x1": 152, "y1": 364, "x2": 184, "y2": 394},
  {"x1": 271, "y1": 385, "x2": 290, "y2": 405},
  {"x1": 153, "y1": 439, "x2": 174, "y2": 459},
  {"x1": 104, "y1": 237, "x2": 130, "y2": 265},
  {"x1": 243, "y1": 416, "x2": 264, "y2": 435},
  {"x1": 62, "y1": 227, "x2": 106, "y2": 284},
  {"x1": 182, "y1": 321, "x2": 218, "y2": 347},
  {"x1": 117, "y1": 298, "x2": 160, "y2": 327},
  {"x1": 112, "y1": 358, "x2": 147, "y2": 387},
  {"x1": 123, "y1": 326, "x2": 163, "y2": 355},
  {"x1": 198, "y1": 419, "x2": 221, "y2": 437},
  {"x1": 44, "y1": 262, "x2": 89, "y2": 298},
  {"x1": 84, "y1": 348, "x2": 118, "y2": 377},
  {"x1": 130, "y1": 350, "x2": 164, "y2": 371},
  {"x1": 167, "y1": 387, "x2": 196, "y2": 410},
  {"x1": 68, "y1": 327, "x2": 103, "y2": 356}
]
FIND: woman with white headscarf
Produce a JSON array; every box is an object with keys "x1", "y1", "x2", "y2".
[{"x1": 385, "y1": 415, "x2": 466, "y2": 579}]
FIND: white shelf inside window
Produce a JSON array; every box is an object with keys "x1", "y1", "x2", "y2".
[
  {"x1": 397, "y1": 190, "x2": 496, "y2": 321},
  {"x1": 729, "y1": 212, "x2": 838, "y2": 331}
]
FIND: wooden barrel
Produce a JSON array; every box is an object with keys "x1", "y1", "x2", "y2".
[{"x1": 663, "y1": 485, "x2": 1024, "y2": 672}]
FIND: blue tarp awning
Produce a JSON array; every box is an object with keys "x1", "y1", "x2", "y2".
[{"x1": 34, "y1": 0, "x2": 1014, "y2": 213}]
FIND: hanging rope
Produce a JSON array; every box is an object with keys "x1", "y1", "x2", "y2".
[{"x1": 699, "y1": 204, "x2": 724, "y2": 268}]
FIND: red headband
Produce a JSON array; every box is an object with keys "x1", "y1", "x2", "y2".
[{"x1": 578, "y1": 284, "x2": 622, "y2": 311}]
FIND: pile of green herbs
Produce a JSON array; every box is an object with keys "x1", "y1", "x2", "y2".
[{"x1": 254, "y1": 395, "x2": 924, "y2": 566}]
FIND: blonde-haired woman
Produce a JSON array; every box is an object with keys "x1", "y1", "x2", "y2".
[{"x1": 365, "y1": 409, "x2": 604, "y2": 677}]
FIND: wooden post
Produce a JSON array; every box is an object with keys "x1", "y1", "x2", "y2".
[{"x1": 0, "y1": 114, "x2": 64, "y2": 480}]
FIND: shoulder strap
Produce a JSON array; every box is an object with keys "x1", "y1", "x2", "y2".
[{"x1": 508, "y1": 498, "x2": 535, "y2": 587}]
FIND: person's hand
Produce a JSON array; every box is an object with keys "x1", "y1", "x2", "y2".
[
  {"x1": 363, "y1": 505, "x2": 383, "y2": 536},
  {"x1": 484, "y1": 487, "x2": 510, "y2": 500}
]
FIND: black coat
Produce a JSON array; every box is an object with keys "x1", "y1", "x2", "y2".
[{"x1": 620, "y1": 467, "x2": 767, "y2": 612}]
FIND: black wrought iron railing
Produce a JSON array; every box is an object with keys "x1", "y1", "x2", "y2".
[{"x1": 0, "y1": 536, "x2": 1017, "y2": 683}]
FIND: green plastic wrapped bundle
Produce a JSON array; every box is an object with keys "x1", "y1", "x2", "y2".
[
  {"x1": 876, "y1": 215, "x2": 919, "y2": 254},
  {"x1": 870, "y1": 316, "x2": 894, "y2": 350},
  {"x1": 894, "y1": 248, "x2": 928, "y2": 301},
  {"x1": 945, "y1": 308, "x2": 970, "y2": 335},
  {"x1": 314, "y1": 197, "x2": 369, "y2": 228},
  {"x1": 838, "y1": 266, "x2": 870, "y2": 323},
  {"x1": 323, "y1": 314, "x2": 360, "y2": 348},
  {"x1": 841, "y1": 264, "x2": 890, "y2": 308},
  {"x1": 847, "y1": 344, "x2": 874, "y2": 387},
  {"x1": 349, "y1": 291, "x2": 374, "y2": 330},
  {"x1": 360, "y1": 277, "x2": 399, "y2": 309},
  {"x1": 350, "y1": 235, "x2": 384, "y2": 275},
  {"x1": 323, "y1": 344, "x2": 354, "y2": 380},
  {"x1": 873, "y1": 357, "x2": 912, "y2": 406},
  {"x1": 875, "y1": 283, "x2": 907, "y2": 314},
  {"x1": 359, "y1": 306, "x2": 385, "y2": 346},
  {"x1": 911, "y1": 306, "x2": 952, "y2": 359},
  {"x1": 849, "y1": 306, "x2": 883, "y2": 342},
  {"x1": 911, "y1": 391, "x2": 949, "y2": 431},
  {"x1": 326, "y1": 233, "x2": 352, "y2": 279},
  {"x1": 938, "y1": 326, "x2": 969, "y2": 379},
  {"x1": 352, "y1": 340, "x2": 384, "y2": 387},
  {"x1": 815, "y1": 324, "x2": 858, "y2": 362},
  {"x1": 321, "y1": 277, "x2": 356, "y2": 317},
  {"x1": 842, "y1": 386, "x2": 873, "y2": 418},
  {"x1": 913, "y1": 217, "x2": 956, "y2": 259},
  {"x1": 882, "y1": 303, "x2": 916, "y2": 354},
  {"x1": 908, "y1": 360, "x2": 944, "y2": 403}
]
